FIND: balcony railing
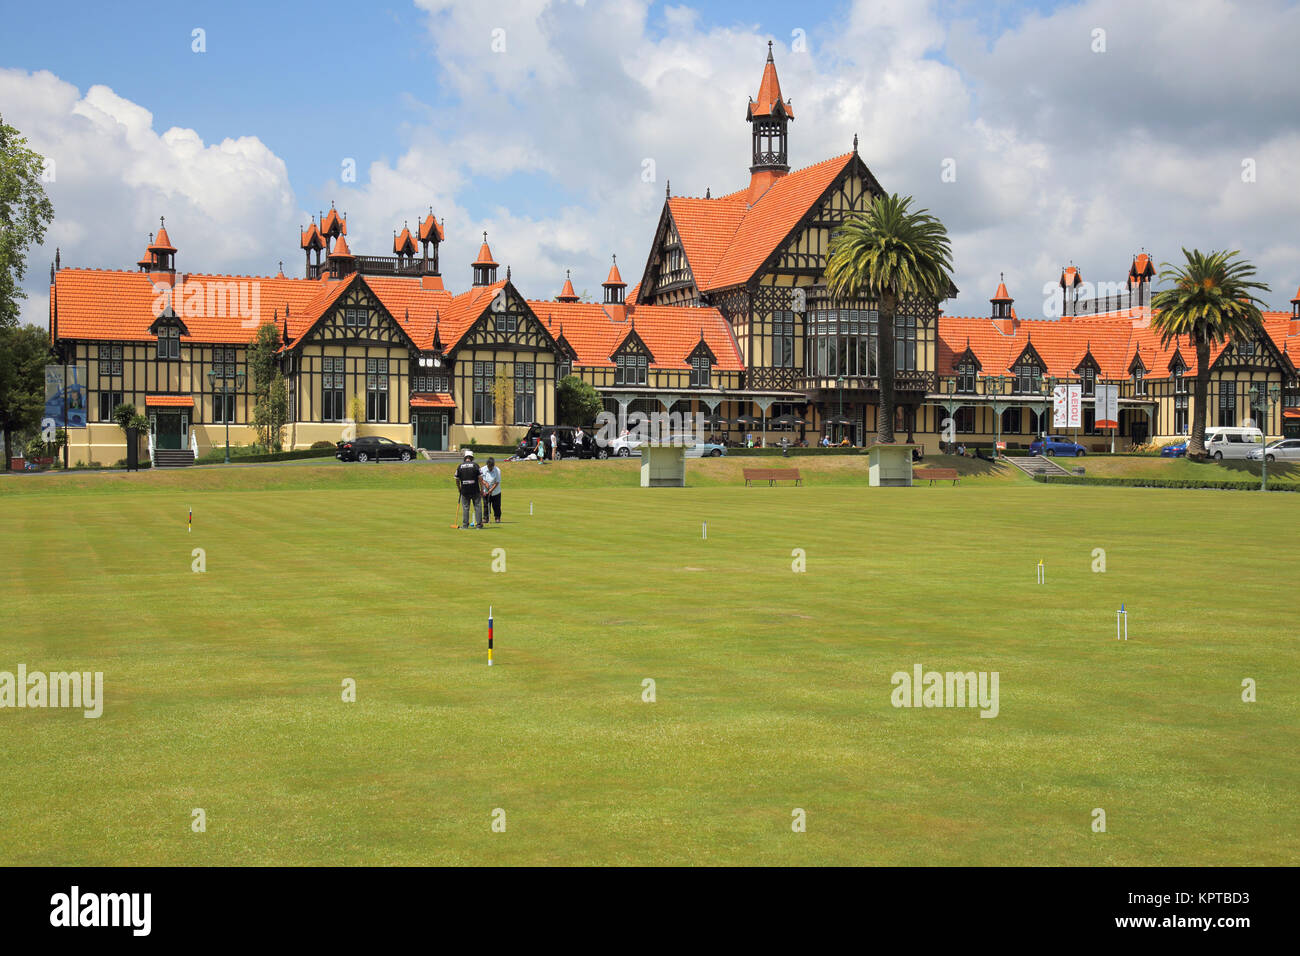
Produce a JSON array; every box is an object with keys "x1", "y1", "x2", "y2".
[{"x1": 307, "y1": 256, "x2": 434, "y2": 280}]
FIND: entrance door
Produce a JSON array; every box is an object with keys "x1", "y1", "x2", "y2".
[
  {"x1": 155, "y1": 412, "x2": 182, "y2": 450},
  {"x1": 416, "y1": 413, "x2": 445, "y2": 451}
]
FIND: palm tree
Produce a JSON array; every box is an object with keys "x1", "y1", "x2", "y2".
[
  {"x1": 826, "y1": 193, "x2": 953, "y2": 444},
  {"x1": 1151, "y1": 249, "x2": 1269, "y2": 460}
]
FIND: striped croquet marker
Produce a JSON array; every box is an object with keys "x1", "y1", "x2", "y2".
[
  {"x1": 188, "y1": 506, "x2": 192, "y2": 533},
  {"x1": 488, "y1": 605, "x2": 494, "y2": 666}
]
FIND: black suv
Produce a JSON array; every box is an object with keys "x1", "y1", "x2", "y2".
[
  {"x1": 336, "y1": 436, "x2": 417, "y2": 462},
  {"x1": 515, "y1": 424, "x2": 607, "y2": 460}
]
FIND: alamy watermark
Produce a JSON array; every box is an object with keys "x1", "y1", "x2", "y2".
[
  {"x1": 1, "y1": 664, "x2": 103, "y2": 718},
  {"x1": 890, "y1": 664, "x2": 999, "y2": 718}
]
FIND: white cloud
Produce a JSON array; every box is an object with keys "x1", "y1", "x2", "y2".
[
  {"x1": 9, "y1": 0, "x2": 1299, "y2": 327},
  {"x1": 1, "y1": 68, "x2": 298, "y2": 328}
]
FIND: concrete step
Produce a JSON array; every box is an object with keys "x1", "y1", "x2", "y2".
[
  {"x1": 152, "y1": 449, "x2": 196, "y2": 468},
  {"x1": 1005, "y1": 455, "x2": 1072, "y2": 477}
]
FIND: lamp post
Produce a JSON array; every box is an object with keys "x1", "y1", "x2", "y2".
[
  {"x1": 208, "y1": 367, "x2": 246, "y2": 464},
  {"x1": 1250, "y1": 382, "x2": 1282, "y2": 491},
  {"x1": 837, "y1": 375, "x2": 845, "y2": 443},
  {"x1": 992, "y1": 374, "x2": 1006, "y2": 457}
]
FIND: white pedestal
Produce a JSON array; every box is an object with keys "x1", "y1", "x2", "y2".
[
  {"x1": 868, "y1": 443, "x2": 917, "y2": 487},
  {"x1": 640, "y1": 444, "x2": 686, "y2": 487}
]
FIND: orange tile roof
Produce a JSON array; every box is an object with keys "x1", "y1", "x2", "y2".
[
  {"x1": 938, "y1": 308, "x2": 1299, "y2": 381},
  {"x1": 145, "y1": 395, "x2": 193, "y2": 407},
  {"x1": 604, "y1": 258, "x2": 626, "y2": 287},
  {"x1": 526, "y1": 299, "x2": 742, "y2": 372},
  {"x1": 149, "y1": 225, "x2": 176, "y2": 253},
  {"x1": 474, "y1": 235, "x2": 497, "y2": 266},
  {"x1": 410, "y1": 392, "x2": 456, "y2": 409},
  {"x1": 1060, "y1": 266, "x2": 1082, "y2": 287},
  {"x1": 991, "y1": 280, "x2": 1011, "y2": 301},
  {"x1": 1292, "y1": 284, "x2": 1300, "y2": 303},
  {"x1": 328, "y1": 234, "x2": 354, "y2": 259},
  {"x1": 394, "y1": 227, "x2": 416, "y2": 255},
  {"x1": 419, "y1": 213, "x2": 445, "y2": 243},
  {"x1": 300, "y1": 222, "x2": 323, "y2": 250},
  {"x1": 557, "y1": 271, "x2": 578, "y2": 302},
  {"x1": 665, "y1": 152, "x2": 854, "y2": 292},
  {"x1": 321, "y1": 207, "x2": 346, "y2": 236},
  {"x1": 1130, "y1": 253, "x2": 1155, "y2": 278},
  {"x1": 748, "y1": 43, "x2": 793, "y2": 120}
]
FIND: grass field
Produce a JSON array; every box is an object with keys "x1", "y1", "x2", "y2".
[{"x1": 1, "y1": 455, "x2": 1296, "y2": 865}]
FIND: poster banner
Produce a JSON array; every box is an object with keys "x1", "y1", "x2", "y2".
[
  {"x1": 1095, "y1": 384, "x2": 1119, "y2": 429},
  {"x1": 44, "y1": 365, "x2": 88, "y2": 428},
  {"x1": 1067, "y1": 384, "x2": 1082, "y2": 428},
  {"x1": 1052, "y1": 385, "x2": 1068, "y2": 428}
]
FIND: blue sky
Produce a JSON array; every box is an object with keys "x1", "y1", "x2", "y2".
[{"x1": 3, "y1": 0, "x2": 1298, "y2": 325}]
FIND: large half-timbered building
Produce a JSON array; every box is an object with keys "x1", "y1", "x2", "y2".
[{"x1": 46, "y1": 45, "x2": 1300, "y2": 464}]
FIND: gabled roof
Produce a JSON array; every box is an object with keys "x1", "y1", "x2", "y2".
[
  {"x1": 320, "y1": 207, "x2": 346, "y2": 236},
  {"x1": 394, "y1": 226, "x2": 417, "y2": 255},
  {"x1": 418, "y1": 212, "x2": 445, "y2": 243},
  {"x1": 657, "y1": 152, "x2": 857, "y2": 293},
  {"x1": 523, "y1": 299, "x2": 743, "y2": 373},
  {"x1": 938, "y1": 309, "x2": 1299, "y2": 381}
]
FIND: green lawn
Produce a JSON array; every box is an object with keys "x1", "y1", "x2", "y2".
[{"x1": 1, "y1": 456, "x2": 1296, "y2": 865}]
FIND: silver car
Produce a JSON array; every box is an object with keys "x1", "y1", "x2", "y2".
[{"x1": 1248, "y1": 438, "x2": 1300, "y2": 463}]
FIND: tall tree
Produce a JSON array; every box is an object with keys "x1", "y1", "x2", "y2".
[
  {"x1": 0, "y1": 323, "x2": 51, "y2": 468},
  {"x1": 1151, "y1": 249, "x2": 1269, "y2": 460},
  {"x1": 0, "y1": 115, "x2": 55, "y2": 329},
  {"x1": 556, "y1": 374, "x2": 602, "y2": 426},
  {"x1": 247, "y1": 321, "x2": 287, "y2": 450},
  {"x1": 826, "y1": 193, "x2": 953, "y2": 444}
]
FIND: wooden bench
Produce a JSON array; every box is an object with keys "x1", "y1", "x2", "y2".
[
  {"x1": 743, "y1": 467, "x2": 803, "y2": 487},
  {"x1": 914, "y1": 467, "x2": 959, "y2": 486}
]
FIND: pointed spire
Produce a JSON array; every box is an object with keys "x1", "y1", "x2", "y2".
[{"x1": 558, "y1": 269, "x2": 579, "y2": 303}]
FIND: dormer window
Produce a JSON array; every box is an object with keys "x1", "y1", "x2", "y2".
[
  {"x1": 1012, "y1": 360, "x2": 1041, "y2": 395},
  {"x1": 614, "y1": 353, "x2": 648, "y2": 386},
  {"x1": 690, "y1": 353, "x2": 712, "y2": 388},
  {"x1": 957, "y1": 361, "x2": 976, "y2": 394},
  {"x1": 1132, "y1": 367, "x2": 1146, "y2": 396},
  {"x1": 156, "y1": 326, "x2": 180, "y2": 360}
]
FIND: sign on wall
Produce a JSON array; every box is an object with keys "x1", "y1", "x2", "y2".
[
  {"x1": 44, "y1": 365, "x2": 88, "y2": 428},
  {"x1": 1052, "y1": 384, "x2": 1082, "y2": 429},
  {"x1": 1095, "y1": 384, "x2": 1119, "y2": 430}
]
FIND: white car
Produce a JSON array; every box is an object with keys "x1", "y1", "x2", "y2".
[
  {"x1": 607, "y1": 434, "x2": 643, "y2": 457},
  {"x1": 1248, "y1": 438, "x2": 1300, "y2": 463}
]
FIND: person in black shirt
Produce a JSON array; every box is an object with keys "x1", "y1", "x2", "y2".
[{"x1": 455, "y1": 450, "x2": 484, "y2": 529}]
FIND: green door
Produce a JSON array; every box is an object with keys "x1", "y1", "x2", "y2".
[
  {"x1": 416, "y1": 414, "x2": 445, "y2": 451},
  {"x1": 155, "y1": 413, "x2": 182, "y2": 450}
]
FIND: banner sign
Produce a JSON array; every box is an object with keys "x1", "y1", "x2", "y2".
[
  {"x1": 1052, "y1": 385, "x2": 1082, "y2": 429},
  {"x1": 1095, "y1": 384, "x2": 1119, "y2": 430},
  {"x1": 44, "y1": 365, "x2": 88, "y2": 428}
]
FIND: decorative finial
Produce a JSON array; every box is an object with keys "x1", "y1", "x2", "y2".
[
  {"x1": 507, "y1": 265, "x2": 511, "y2": 280},
  {"x1": 767, "y1": 39, "x2": 774, "y2": 61},
  {"x1": 853, "y1": 133, "x2": 859, "y2": 152},
  {"x1": 666, "y1": 179, "x2": 670, "y2": 198},
  {"x1": 483, "y1": 230, "x2": 488, "y2": 243},
  {"x1": 705, "y1": 187, "x2": 711, "y2": 199}
]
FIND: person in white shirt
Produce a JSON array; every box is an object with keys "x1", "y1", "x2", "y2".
[{"x1": 480, "y1": 457, "x2": 502, "y2": 525}]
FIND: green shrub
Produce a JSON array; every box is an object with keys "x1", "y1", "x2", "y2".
[
  {"x1": 1034, "y1": 474, "x2": 1299, "y2": 492},
  {"x1": 310, "y1": 440, "x2": 336, "y2": 449}
]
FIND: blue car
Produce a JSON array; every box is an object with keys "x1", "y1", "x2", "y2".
[
  {"x1": 1160, "y1": 441, "x2": 1188, "y2": 458},
  {"x1": 1029, "y1": 434, "x2": 1087, "y2": 457}
]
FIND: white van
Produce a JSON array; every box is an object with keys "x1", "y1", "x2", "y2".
[{"x1": 1203, "y1": 426, "x2": 1264, "y2": 460}]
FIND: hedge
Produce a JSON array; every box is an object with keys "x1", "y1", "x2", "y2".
[
  {"x1": 197, "y1": 446, "x2": 337, "y2": 464},
  {"x1": 457, "y1": 444, "x2": 516, "y2": 455},
  {"x1": 1033, "y1": 474, "x2": 1300, "y2": 492},
  {"x1": 725, "y1": 446, "x2": 867, "y2": 457}
]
